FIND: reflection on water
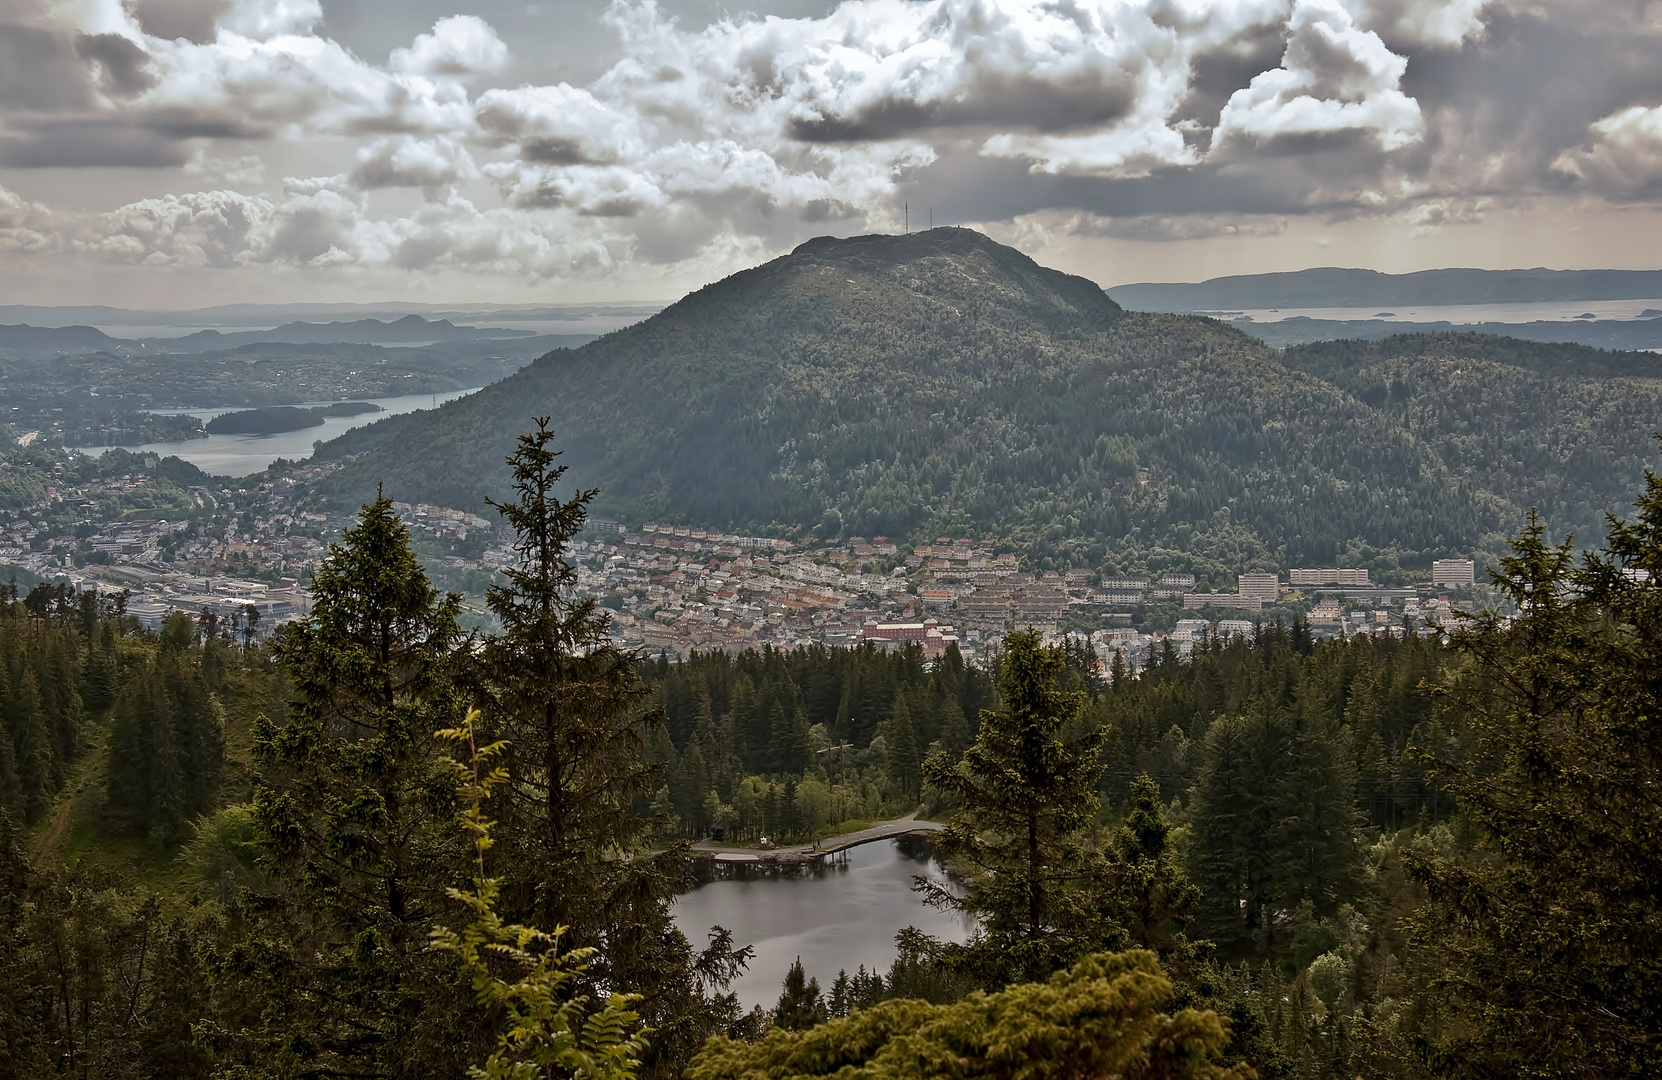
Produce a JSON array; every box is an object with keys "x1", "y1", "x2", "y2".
[
  {"x1": 671, "y1": 837, "x2": 972, "y2": 1012},
  {"x1": 70, "y1": 389, "x2": 477, "y2": 478}
]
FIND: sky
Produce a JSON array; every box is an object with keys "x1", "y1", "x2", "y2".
[{"x1": 2, "y1": 0, "x2": 1661, "y2": 308}]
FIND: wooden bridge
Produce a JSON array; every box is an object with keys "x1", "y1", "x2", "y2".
[{"x1": 690, "y1": 814, "x2": 945, "y2": 866}]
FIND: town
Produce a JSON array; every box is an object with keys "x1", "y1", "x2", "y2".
[{"x1": 0, "y1": 453, "x2": 1483, "y2": 675}]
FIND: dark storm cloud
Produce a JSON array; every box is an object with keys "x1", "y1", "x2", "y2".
[
  {"x1": 0, "y1": 119, "x2": 189, "y2": 167},
  {"x1": 0, "y1": 23, "x2": 97, "y2": 110},
  {"x1": 788, "y1": 64, "x2": 1141, "y2": 142},
  {"x1": 125, "y1": 0, "x2": 232, "y2": 43},
  {"x1": 76, "y1": 32, "x2": 157, "y2": 96}
]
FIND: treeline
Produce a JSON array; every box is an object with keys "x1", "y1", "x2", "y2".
[
  {"x1": 727, "y1": 483, "x2": 1662, "y2": 1078},
  {"x1": 0, "y1": 579, "x2": 254, "y2": 843},
  {"x1": 640, "y1": 644, "x2": 995, "y2": 840}
]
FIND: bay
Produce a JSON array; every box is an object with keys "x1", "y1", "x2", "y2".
[{"x1": 71, "y1": 388, "x2": 478, "y2": 479}]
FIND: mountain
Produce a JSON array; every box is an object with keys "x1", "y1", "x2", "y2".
[
  {"x1": 0, "y1": 323, "x2": 120, "y2": 359},
  {"x1": 1278, "y1": 334, "x2": 1662, "y2": 550},
  {"x1": 1109, "y1": 267, "x2": 1662, "y2": 311},
  {"x1": 314, "y1": 228, "x2": 1524, "y2": 576}
]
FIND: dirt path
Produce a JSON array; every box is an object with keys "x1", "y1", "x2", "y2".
[{"x1": 31, "y1": 723, "x2": 109, "y2": 862}]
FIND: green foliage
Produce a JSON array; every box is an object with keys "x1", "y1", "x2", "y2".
[
  {"x1": 922, "y1": 630, "x2": 1118, "y2": 984},
  {"x1": 1394, "y1": 487, "x2": 1662, "y2": 1076},
  {"x1": 1188, "y1": 703, "x2": 1362, "y2": 956},
  {"x1": 688, "y1": 950, "x2": 1254, "y2": 1080},
  {"x1": 474, "y1": 421, "x2": 750, "y2": 1077},
  {"x1": 772, "y1": 958, "x2": 829, "y2": 1032},
  {"x1": 1107, "y1": 774, "x2": 1201, "y2": 962},
  {"x1": 104, "y1": 645, "x2": 225, "y2": 845},
  {"x1": 431, "y1": 708, "x2": 651, "y2": 1080},
  {"x1": 641, "y1": 641, "x2": 992, "y2": 841},
  {"x1": 242, "y1": 494, "x2": 475, "y2": 1077},
  {"x1": 0, "y1": 815, "x2": 217, "y2": 1079}
]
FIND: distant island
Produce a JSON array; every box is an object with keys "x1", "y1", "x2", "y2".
[
  {"x1": 206, "y1": 406, "x2": 326, "y2": 435},
  {"x1": 316, "y1": 402, "x2": 383, "y2": 417}
]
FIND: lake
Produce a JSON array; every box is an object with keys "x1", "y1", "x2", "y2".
[
  {"x1": 71, "y1": 388, "x2": 478, "y2": 478},
  {"x1": 670, "y1": 837, "x2": 973, "y2": 1012}
]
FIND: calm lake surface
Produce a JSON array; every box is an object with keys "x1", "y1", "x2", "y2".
[
  {"x1": 72, "y1": 388, "x2": 478, "y2": 478},
  {"x1": 671, "y1": 838, "x2": 973, "y2": 1012}
]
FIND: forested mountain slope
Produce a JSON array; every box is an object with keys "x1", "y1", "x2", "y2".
[
  {"x1": 1281, "y1": 333, "x2": 1662, "y2": 549},
  {"x1": 313, "y1": 230, "x2": 1661, "y2": 572}
]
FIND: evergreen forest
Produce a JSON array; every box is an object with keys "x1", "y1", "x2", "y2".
[{"x1": 3, "y1": 419, "x2": 1660, "y2": 1079}]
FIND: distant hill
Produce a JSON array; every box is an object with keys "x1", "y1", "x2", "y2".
[
  {"x1": 155, "y1": 314, "x2": 535, "y2": 351},
  {"x1": 1109, "y1": 267, "x2": 1662, "y2": 311},
  {"x1": 314, "y1": 228, "x2": 1537, "y2": 576},
  {"x1": 0, "y1": 323, "x2": 120, "y2": 359},
  {"x1": 1278, "y1": 334, "x2": 1662, "y2": 548},
  {"x1": 206, "y1": 406, "x2": 324, "y2": 435},
  {"x1": 1232, "y1": 315, "x2": 1662, "y2": 351}
]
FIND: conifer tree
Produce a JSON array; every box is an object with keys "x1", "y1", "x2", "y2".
[
  {"x1": 1108, "y1": 774, "x2": 1200, "y2": 959},
  {"x1": 772, "y1": 958, "x2": 828, "y2": 1031},
  {"x1": 245, "y1": 494, "x2": 473, "y2": 1077},
  {"x1": 1400, "y1": 492, "x2": 1662, "y2": 1076},
  {"x1": 881, "y1": 693, "x2": 921, "y2": 802},
  {"x1": 105, "y1": 661, "x2": 184, "y2": 841},
  {"x1": 8, "y1": 670, "x2": 53, "y2": 824},
  {"x1": 920, "y1": 629, "x2": 1118, "y2": 986},
  {"x1": 475, "y1": 420, "x2": 750, "y2": 1076}
]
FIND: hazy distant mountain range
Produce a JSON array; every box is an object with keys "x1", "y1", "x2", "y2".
[
  {"x1": 0, "y1": 315, "x2": 589, "y2": 361},
  {"x1": 0, "y1": 301, "x2": 664, "y2": 329},
  {"x1": 1108, "y1": 267, "x2": 1662, "y2": 310}
]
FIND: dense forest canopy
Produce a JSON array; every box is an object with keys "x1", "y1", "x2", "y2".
[{"x1": 315, "y1": 231, "x2": 1662, "y2": 576}]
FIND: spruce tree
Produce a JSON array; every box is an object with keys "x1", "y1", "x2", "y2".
[
  {"x1": 772, "y1": 957, "x2": 828, "y2": 1031},
  {"x1": 1400, "y1": 494, "x2": 1662, "y2": 1076},
  {"x1": 920, "y1": 629, "x2": 1118, "y2": 986},
  {"x1": 475, "y1": 420, "x2": 749, "y2": 1076},
  {"x1": 1108, "y1": 774, "x2": 1200, "y2": 959},
  {"x1": 105, "y1": 661, "x2": 185, "y2": 842},
  {"x1": 8, "y1": 670, "x2": 53, "y2": 824},
  {"x1": 245, "y1": 494, "x2": 473, "y2": 1078}
]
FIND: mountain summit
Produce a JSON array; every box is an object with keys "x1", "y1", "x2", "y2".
[{"x1": 317, "y1": 229, "x2": 1504, "y2": 571}]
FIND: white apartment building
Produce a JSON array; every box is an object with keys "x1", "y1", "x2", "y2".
[
  {"x1": 1432, "y1": 558, "x2": 1477, "y2": 587},
  {"x1": 1238, "y1": 573, "x2": 1280, "y2": 602}
]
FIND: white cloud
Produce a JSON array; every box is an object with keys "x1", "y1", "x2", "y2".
[
  {"x1": 3, "y1": 0, "x2": 1662, "y2": 293},
  {"x1": 0, "y1": 183, "x2": 66, "y2": 254},
  {"x1": 388, "y1": 15, "x2": 508, "y2": 77},
  {"x1": 1213, "y1": 0, "x2": 1422, "y2": 152},
  {"x1": 1348, "y1": 0, "x2": 1489, "y2": 48},
  {"x1": 350, "y1": 134, "x2": 478, "y2": 190},
  {"x1": 217, "y1": 0, "x2": 320, "y2": 40},
  {"x1": 1554, "y1": 105, "x2": 1662, "y2": 200}
]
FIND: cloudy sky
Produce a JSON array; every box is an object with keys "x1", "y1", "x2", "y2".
[{"x1": 1, "y1": 0, "x2": 1660, "y2": 307}]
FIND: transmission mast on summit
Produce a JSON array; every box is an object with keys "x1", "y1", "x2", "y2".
[{"x1": 904, "y1": 202, "x2": 909, "y2": 233}]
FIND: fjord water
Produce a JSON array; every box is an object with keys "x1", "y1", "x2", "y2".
[
  {"x1": 72, "y1": 388, "x2": 477, "y2": 477},
  {"x1": 671, "y1": 838, "x2": 973, "y2": 1011}
]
